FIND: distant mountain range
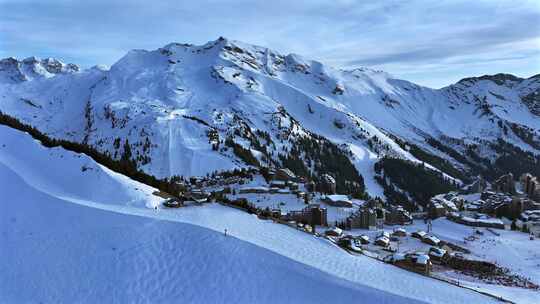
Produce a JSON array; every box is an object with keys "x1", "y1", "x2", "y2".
[{"x1": 1, "y1": 37, "x2": 539, "y2": 209}]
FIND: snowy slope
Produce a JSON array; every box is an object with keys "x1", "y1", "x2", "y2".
[
  {"x1": 0, "y1": 125, "x2": 500, "y2": 303},
  {"x1": 0, "y1": 38, "x2": 539, "y2": 198},
  {"x1": 0, "y1": 126, "x2": 160, "y2": 209},
  {"x1": 1, "y1": 163, "x2": 408, "y2": 303}
]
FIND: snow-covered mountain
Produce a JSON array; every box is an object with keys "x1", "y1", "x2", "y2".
[
  {"x1": 1, "y1": 37, "x2": 539, "y2": 202},
  {"x1": 0, "y1": 56, "x2": 79, "y2": 83}
]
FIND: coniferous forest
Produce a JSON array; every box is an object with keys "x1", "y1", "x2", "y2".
[{"x1": 0, "y1": 111, "x2": 181, "y2": 196}]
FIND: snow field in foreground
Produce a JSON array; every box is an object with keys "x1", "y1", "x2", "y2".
[{"x1": 0, "y1": 126, "x2": 498, "y2": 303}]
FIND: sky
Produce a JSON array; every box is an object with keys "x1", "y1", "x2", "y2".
[{"x1": 1, "y1": 0, "x2": 539, "y2": 88}]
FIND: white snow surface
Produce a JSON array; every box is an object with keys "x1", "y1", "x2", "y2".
[{"x1": 0, "y1": 126, "x2": 501, "y2": 303}]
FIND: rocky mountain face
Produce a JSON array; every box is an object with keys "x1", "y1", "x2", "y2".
[{"x1": 1, "y1": 37, "x2": 539, "y2": 207}]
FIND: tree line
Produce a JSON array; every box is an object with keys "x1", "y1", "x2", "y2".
[
  {"x1": 375, "y1": 157, "x2": 457, "y2": 210},
  {"x1": 0, "y1": 111, "x2": 181, "y2": 197}
]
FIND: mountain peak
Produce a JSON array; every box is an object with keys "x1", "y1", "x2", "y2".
[
  {"x1": 0, "y1": 56, "x2": 79, "y2": 84},
  {"x1": 457, "y1": 73, "x2": 523, "y2": 87}
]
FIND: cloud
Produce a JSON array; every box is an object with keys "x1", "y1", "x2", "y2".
[{"x1": 1, "y1": 0, "x2": 539, "y2": 88}]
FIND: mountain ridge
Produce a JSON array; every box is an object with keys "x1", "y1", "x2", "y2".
[{"x1": 1, "y1": 37, "x2": 539, "y2": 207}]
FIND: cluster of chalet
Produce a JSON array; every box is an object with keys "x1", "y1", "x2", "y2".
[
  {"x1": 428, "y1": 194, "x2": 462, "y2": 218},
  {"x1": 239, "y1": 178, "x2": 305, "y2": 199},
  {"x1": 385, "y1": 205, "x2": 414, "y2": 225},
  {"x1": 426, "y1": 172, "x2": 540, "y2": 235},
  {"x1": 338, "y1": 200, "x2": 413, "y2": 230},
  {"x1": 446, "y1": 212, "x2": 506, "y2": 229},
  {"x1": 162, "y1": 188, "x2": 211, "y2": 208},
  {"x1": 326, "y1": 225, "x2": 451, "y2": 276},
  {"x1": 385, "y1": 252, "x2": 432, "y2": 275},
  {"x1": 238, "y1": 168, "x2": 336, "y2": 201}
]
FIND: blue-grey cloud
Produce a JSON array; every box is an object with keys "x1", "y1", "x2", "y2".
[{"x1": 1, "y1": 0, "x2": 539, "y2": 88}]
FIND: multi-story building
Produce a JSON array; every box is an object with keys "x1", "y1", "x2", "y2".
[
  {"x1": 521, "y1": 173, "x2": 540, "y2": 200},
  {"x1": 286, "y1": 204, "x2": 328, "y2": 227},
  {"x1": 347, "y1": 208, "x2": 377, "y2": 230},
  {"x1": 493, "y1": 173, "x2": 516, "y2": 194}
]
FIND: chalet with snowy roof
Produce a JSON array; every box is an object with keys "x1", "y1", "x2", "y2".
[
  {"x1": 422, "y1": 235, "x2": 441, "y2": 246},
  {"x1": 446, "y1": 212, "x2": 505, "y2": 229},
  {"x1": 428, "y1": 247, "x2": 447, "y2": 262},
  {"x1": 163, "y1": 197, "x2": 182, "y2": 208},
  {"x1": 239, "y1": 186, "x2": 269, "y2": 194},
  {"x1": 392, "y1": 253, "x2": 432, "y2": 275},
  {"x1": 186, "y1": 188, "x2": 210, "y2": 203},
  {"x1": 385, "y1": 252, "x2": 432, "y2": 275},
  {"x1": 357, "y1": 234, "x2": 370, "y2": 244},
  {"x1": 374, "y1": 235, "x2": 390, "y2": 247},
  {"x1": 385, "y1": 205, "x2": 413, "y2": 225},
  {"x1": 464, "y1": 199, "x2": 485, "y2": 212},
  {"x1": 322, "y1": 194, "x2": 353, "y2": 208},
  {"x1": 325, "y1": 226, "x2": 343, "y2": 237},
  {"x1": 392, "y1": 227, "x2": 407, "y2": 237},
  {"x1": 411, "y1": 230, "x2": 427, "y2": 239}
]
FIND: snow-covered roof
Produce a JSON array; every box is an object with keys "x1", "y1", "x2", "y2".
[
  {"x1": 376, "y1": 236, "x2": 390, "y2": 243},
  {"x1": 416, "y1": 254, "x2": 430, "y2": 265},
  {"x1": 240, "y1": 186, "x2": 269, "y2": 191},
  {"x1": 327, "y1": 227, "x2": 343, "y2": 235},
  {"x1": 429, "y1": 247, "x2": 446, "y2": 257},
  {"x1": 325, "y1": 194, "x2": 350, "y2": 202},
  {"x1": 424, "y1": 235, "x2": 440, "y2": 244},
  {"x1": 393, "y1": 253, "x2": 406, "y2": 261},
  {"x1": 414, "y1": 230, "x2": 427, "y2": 237}
]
